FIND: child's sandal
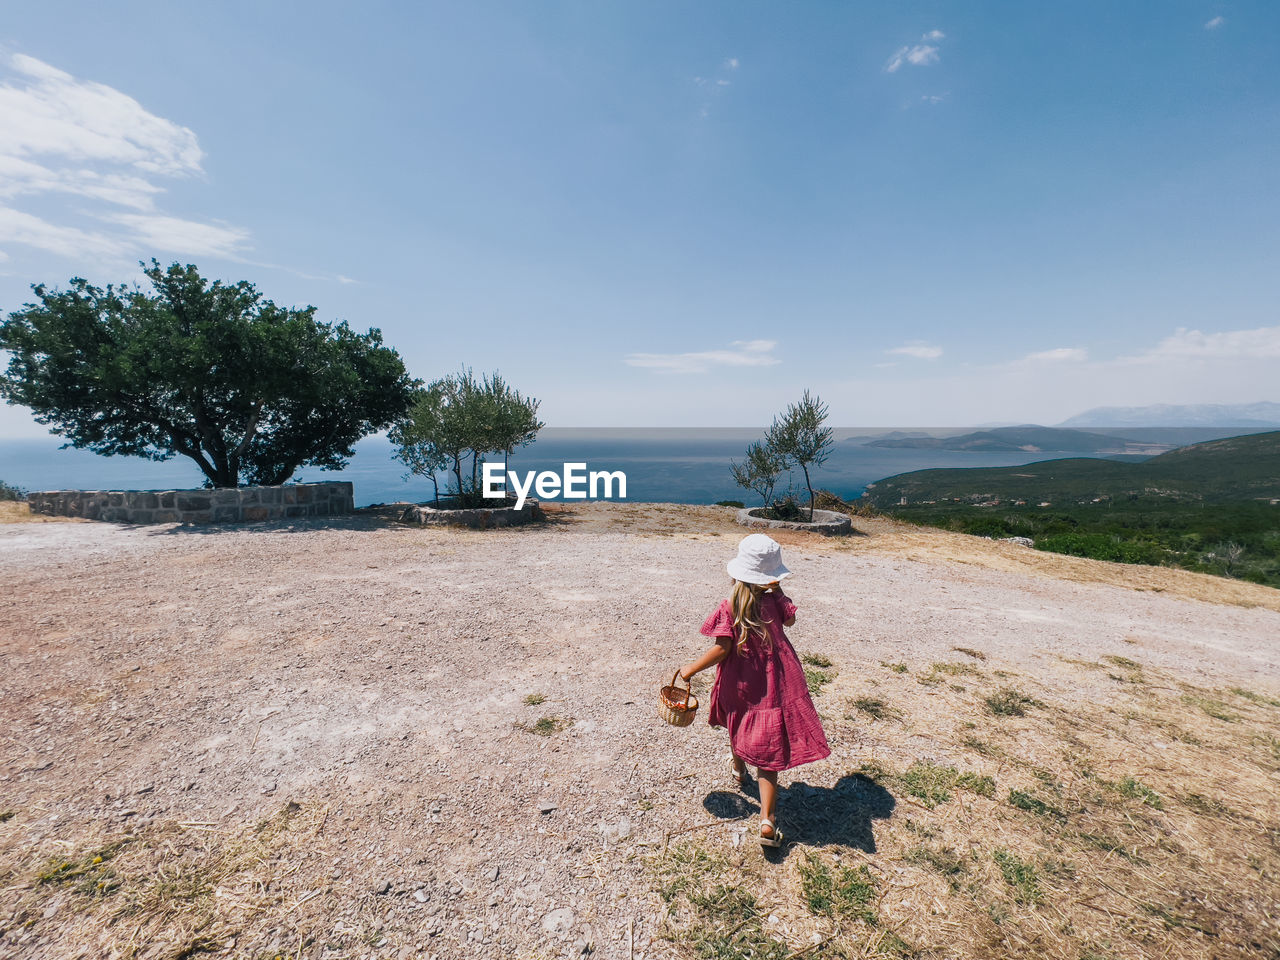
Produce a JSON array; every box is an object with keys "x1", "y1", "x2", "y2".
[
  {"x1": 759, "y1": 817, "x2": 783, "y2": 848},
  {"x1": 729, "y1": 758, "x2": 749, "y2": 790}
]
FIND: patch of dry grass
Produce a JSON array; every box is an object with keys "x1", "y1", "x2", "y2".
[
  {"x1": 1, "y1": 801, "x2": 339, "y2": 958},
  {"x1": 646, "y1": 640, "x2": 1279, "y2": 960},
  {"x1": 0, "y1": 501, "x2": 83, "y2": 524}
]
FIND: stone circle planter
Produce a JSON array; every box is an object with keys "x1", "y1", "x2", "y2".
[
  {"x1": 399, "y1": 500, "x2": 544, "y2": 529},
  {"x1": 735, "y1": 506, "x2": 852, "y2": 536}
]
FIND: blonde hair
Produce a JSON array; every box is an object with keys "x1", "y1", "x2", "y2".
[{"x1": 730, "y1": 579, "x2": 773, "y2": 650}]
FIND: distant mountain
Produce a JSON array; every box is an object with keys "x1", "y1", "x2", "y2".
[
  {"x1": 861, "y1": 430, "x2": 1280, "y2": 508},
  {"x1": 1059, "y1": 402, "x2": 1280, "y2": 429},
  {"x1": 844, "y1": 430, "x2": 936, "y2": 445},
  {"x1": 864, "y1": 425, "x2": 1168, "y2": 455}
]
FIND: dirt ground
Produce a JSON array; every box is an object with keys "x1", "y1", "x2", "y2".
[{"x1": 1, "y1": 502, "x2": 1277, "y2": 959}]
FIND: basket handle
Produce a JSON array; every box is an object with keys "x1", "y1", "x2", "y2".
[{"x1": 670, "y1": 669, "x2": 691, "y2": 707}]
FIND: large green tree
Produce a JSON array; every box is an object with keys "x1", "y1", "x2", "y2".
[{"x1": 0, "y1": 261, "x2": 416, "y2": 488}]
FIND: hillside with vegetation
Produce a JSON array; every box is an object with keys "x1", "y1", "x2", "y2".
[
  {"x1": 860, "y1": 432, "x2": 1280, "y2": 587},
  {"x1": 863, "y1": 424, "x2": 1168, "y2": 454}
]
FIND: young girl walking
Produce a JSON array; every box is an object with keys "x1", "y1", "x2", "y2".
[{"x1": 678, "y1": 533, "x2": 831, "y2": 847}]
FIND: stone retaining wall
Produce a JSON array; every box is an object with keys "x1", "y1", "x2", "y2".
[
  {"x1": 27, "y1": 482, "x2": 354, "y2": 524},
  {"x1": 735, "y1": 506, "x2": 853, "y2": 536},
  {"x1": 399, "y1": 500, "x2": 544, "y2": 528}
]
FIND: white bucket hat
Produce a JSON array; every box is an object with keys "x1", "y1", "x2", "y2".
[{"x1": 726, "y1": 533, "x2": 792, "y2": 585}]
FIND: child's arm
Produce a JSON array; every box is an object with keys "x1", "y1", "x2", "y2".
[
  {"x1": 768, "y1": 582, "x2": 797, "y2": 627},
  {"x1": 680, "y1": 637, "x2": 733, "y2": 681}
]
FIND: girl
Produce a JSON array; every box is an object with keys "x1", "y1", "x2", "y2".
[{"x1": 678, "y1": 533, "x2": 831, "y2": 847}]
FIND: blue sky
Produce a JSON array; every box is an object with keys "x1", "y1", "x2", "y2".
[{"x1": 1, "y1": 1, "x2": 1278, "y2": 435}]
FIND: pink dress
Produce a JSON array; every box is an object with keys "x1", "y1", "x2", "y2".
[{"x1": 701, "y1": 591, "x2": 831, "y2": 772}]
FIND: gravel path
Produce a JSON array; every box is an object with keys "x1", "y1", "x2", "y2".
[{"x1": 1, "y1": 503, "x2": 1277, "y2": 958}]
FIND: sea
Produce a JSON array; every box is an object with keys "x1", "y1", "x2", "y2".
[{"x1": 0, "y1": 428, "x2": 1157, "y2": 508}]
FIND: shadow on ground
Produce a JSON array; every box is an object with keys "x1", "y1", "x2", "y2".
[{"x1": 703, "y1": 774, "x2": 895, "y2": 860}]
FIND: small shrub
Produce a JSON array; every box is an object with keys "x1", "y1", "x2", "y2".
[
  {"x1": 930, "y1": 661, "x2": 981, "y2": 677},
  {"x1": 801, "y1": 653, "x2": 834, "y2": 668},
  {"x1": 1102, "y1": 655, "x2": 1141, "y2": 670},
  {"x1": 519, "y1": 716, "x2": 569, "y2": 736},
  {"x1": 523, "y1": 693, "x2": 546, "y2": 706},
  {"x1": 992, "y1": 849, "x2": 1042, "y2": 904},
  {"x1": 957, "y1": 772, "x2": 996, "y2": 797},
  {"x1": 715, "y1": 500, "x2": 745, "y2": 508},
  {"x1": 953, "y1": 647, "x2": 987, "y2": 660},
  {"x1": 898, "y1": 762, "x2": 993, "y2": 807},
  {"x1": 1008, "y1": 789, "x2": 1060, "y2": 817},
  {"x1": 1181, "y1": 694, "x2": 1240, "y2": 722},
  {"x1": 1230, "y1": 687, "x2": 1280, "y2": 708},
  {"x1": 904, "y1": 845, "x2": 968, "y2": 888},
  {"x1": 882, "y1": 662, "x2": 909, "y2": 674},
  {"x1": 0, "y1": 480, "x2": 25, "y2": 501},
  {"x1": 985, "y1": 688, "x2": 1042, "y2": 717},
  {"x1": 761, "y1": 494, "x2": 806, "y2": 522},
  {"x1": 797, "y1": 853, "x2": 877, "y2": 923},
  {"x1": 1180, "y1": 793, "x2": 1232, "y2": 817},
  {"x1": 848, "y1": 697, "x2": 899, "y2": 721},
  {"x1": 1118, "y1": 777, "x2": 1164, "y2": 809},
  {"x1": 805, "y1": 666, "x2": 836, "y2": 696}
]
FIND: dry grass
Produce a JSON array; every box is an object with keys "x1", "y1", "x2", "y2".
[
  {"x1": 0, "y1": 801, "x2": 351, "y2": 958},
  {"x1": 0, "y1": 501, "x2": 82, "y2": 524},
  {"x1": 846, "y1": 514, "x2": 1280, "y2": 614},
  {"x1": 649, "y1": 648, "x2": 1280, "y2": 960}
]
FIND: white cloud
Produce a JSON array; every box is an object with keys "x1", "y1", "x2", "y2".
[
  {"x1": 1023, "y1": 347, "x2": 1088, "y2": 363},
  {"x1": 725, "y1": 58, "x2": 740, "y2": 70},
  {"x1": 921, "y1": 93, "x2": 948, "y2": 105},
  {"x1": 922, "y1": 30, "x2": 946, "y2": 41},
  {"x1": 886, "y1": 44, "x2": 940, "y2": 73},
  {"x1": 0, "y1": 53, "x2": 250, "y2": 262},
  {"x1": 1204, "y1": 15, "x2": 1225, "y2": 29},
  {"x1": 0, "y1": 205, "x2": 128, "y2": 259},
  {"x1": 887, "y1": 341, "x2": 943, "y2": 359},
  {"x1": 626, "y1": 339, "x2": 779, "y2": 374},
  {"x1": 1121, "y1": 325, "x2": 1280, "y2": 363},
  {"x1": 102, "y1": 213, "x2": 252, "y2": 260}
]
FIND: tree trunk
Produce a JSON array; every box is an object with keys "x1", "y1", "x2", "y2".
[{"x1": 801, "y1": 464, "x2": 814, "y2": 521}]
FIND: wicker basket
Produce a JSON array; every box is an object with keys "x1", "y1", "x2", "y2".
[{"x1": 659, "y1": 670, "x2": 699, "y2": 727}]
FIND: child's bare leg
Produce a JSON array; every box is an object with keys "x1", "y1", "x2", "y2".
[
  {"x1": 731, "y1": 750, "x2": 747, "y2": 779},
  {"x1": 758, "y1": 769, "x2": 779, "y2": 834}
]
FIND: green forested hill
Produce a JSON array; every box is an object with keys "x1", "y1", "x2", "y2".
[
  {"x1": 860, "y1": 432, "x2": 1280, "y2": 587},
  {"x1": 862, "y1": 431, "x2": 1280, "y2": 508}
]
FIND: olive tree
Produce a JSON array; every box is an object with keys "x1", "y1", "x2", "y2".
[
  {"x1": 391, "y1": 369, "x2": 542, "y2": 506},
  {"x1": 0, "y1": 261, "x2": 415, "y2": 487},
  {"x1": 730, "y1": 440, "x2": 786, "y2": 510},
  {"x1": 765, "y1": 390, "x2": 834, "y2": 521}
]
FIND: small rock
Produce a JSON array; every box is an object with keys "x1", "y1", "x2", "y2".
[
  {"x1": 135, "y1": 784, "x2": 154, "y2": 795},
  {"x1": 538, "y1": 801, "x2": 557, "y2": 815},
  {"x1": 600, "y1": 816, "x2": 632, "y2": 843},
  {"x1": 373, "y1": 879, "x2": 392, "y2": 895},
  {"x1": 542, "y1": 907, "x2": 574, "y2": 936},
  {"x1": 572, "y1": 938, "x2": 591, "y2": 955},
  {"x1": 414, "y1": 889, "x2": 429, "y2": 903},
  {"x1": 491, "y1": 865, "x2": 500, "y2": 882}
]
